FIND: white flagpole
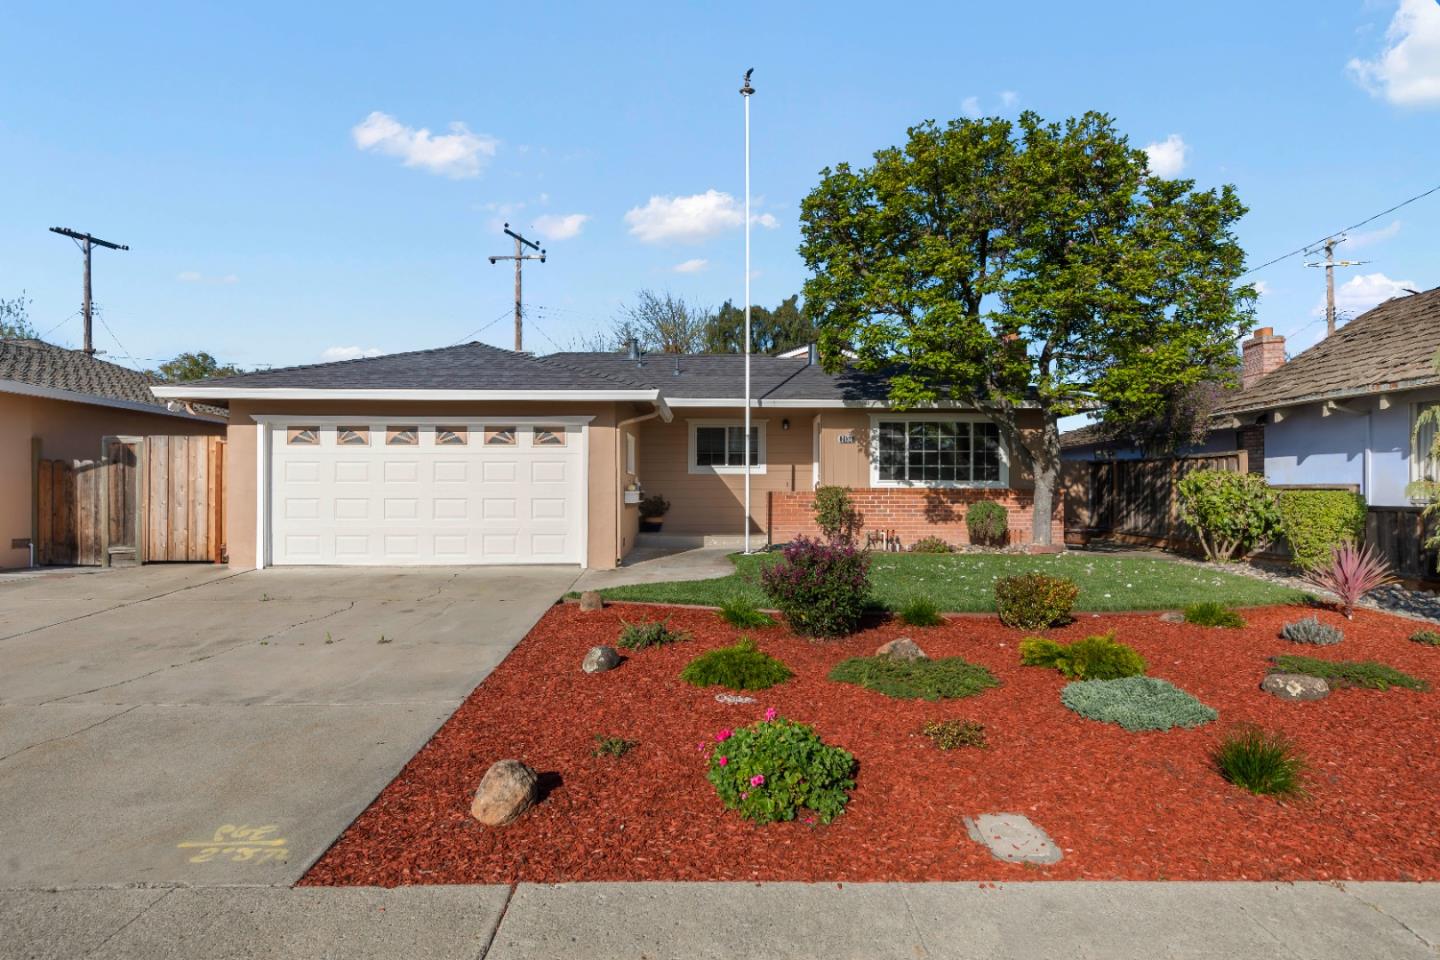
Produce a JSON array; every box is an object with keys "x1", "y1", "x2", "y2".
[{"x1": 741, "y1": 69, "x2": 754, "y2": 554}]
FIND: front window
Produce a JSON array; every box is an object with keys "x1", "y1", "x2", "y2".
[
  {"x1": 690, "y1": 422, "x2": 765, "y2": 474},
  {"x1": 875, "y1": 419, "x2": 1003, "y2": 485},
  {"x1": 1413, "y1": 402, "x2": 1440, "y2": 489}
]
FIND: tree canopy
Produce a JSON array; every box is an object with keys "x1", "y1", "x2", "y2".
[
  {"x1": 151, "y1": 351, "x2": 245, "y2": 382},
  {"x1": 0, "y1": 292, "x2": 38, "y2": 340},
  {"x1": 798, "y1": 110, "x2": 1255, "y2": 542},
  {"x1": 703, "y1": 295, "x2": 813, "y2": 354},
  {"x1": 580, "y1": 289, "x2": 812, "y2": 356}
]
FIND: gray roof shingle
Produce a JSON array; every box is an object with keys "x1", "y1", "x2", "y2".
[
  {"x1": 545, "y1": 351, "x2": 894, "y2": 401},
  {"x1": 0, "y1": 338, "x2": 224, "y2": 418}
]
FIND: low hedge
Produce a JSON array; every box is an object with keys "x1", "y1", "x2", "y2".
[{"x1": 1275, "y1": 489, "x2": 1367, "y2": 571}]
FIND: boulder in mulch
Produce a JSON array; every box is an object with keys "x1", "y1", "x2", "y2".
[
  {"x1": 1159, "y1": 612, "x2": 1185, "y2": 624},
  {"x1": 876, "y1": 637, "x2": 927, "y2": 661},
  {"x1": 578, "y1": 591, "x2": 604, "y2": 612},
  {"x1": 715, "y1": 692, "x2": 758, "y2": 705},
  {"x1": 582, "y1": 645, "x2": 621, "y2": 674},
  {"x1": 470, "y1": 759, "x2": 540, "y2": 826},
  {"x1": 1261, "y1": 673, "x2": 1330, "y2": 702},
  {"x1": 964, "y1": 812, "x2": 1062, "y2": 864}
]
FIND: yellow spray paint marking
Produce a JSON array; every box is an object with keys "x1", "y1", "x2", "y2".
[{"x1": 178, "y1": 824, "x2": 289, "y2": 864}]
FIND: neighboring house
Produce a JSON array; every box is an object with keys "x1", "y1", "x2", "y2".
[
  {"x1": 153, "y1": 343, "x2": 1062, "y2": 571},
  {"x1": 1062, "y1": 284, "x2": 1440, "y2": 509},
  {"x1": 1, "y1": 339, "x2": 227, "y2": 569}
]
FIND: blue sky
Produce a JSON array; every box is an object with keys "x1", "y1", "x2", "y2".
[{"x1": 2, "y1": 1, "x2": 1438, "y2": 372}]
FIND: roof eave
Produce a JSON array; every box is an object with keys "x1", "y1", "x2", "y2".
[
  {"x1": 1220, "y1": 375, "x2": 1440, "y2": 416},
  {"x1": 149, "y1": 385, "x2": 665, "y2": 404},
  {"x1": 2, "y1": 378, "x2": 226, "y2": 423}
]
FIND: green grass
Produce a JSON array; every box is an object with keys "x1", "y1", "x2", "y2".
[
  {"x1": 586, "y1": 553, "x2": 1304, "y2": 614},
  {"x1": 829, "y1": 655, "x2": 1001, "y2": 701},
  {"x1": 1183, "y1": 601, "x2": 1246, "y2": 628},
  {"x1": 1270, "y1": 655, "x2": 1430, "y2": 691}
]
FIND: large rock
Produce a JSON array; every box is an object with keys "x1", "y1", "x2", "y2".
[
  {"x1": 582, "y1": 645, "x2": 620, "y2": 673},
  {"x1": 578, "y1": 591, "x2": 604, "y2": 612},
  {"x1": 1261, "y1": 673, "x2": 1330, "y2": 702},
  {"x1": 876, "y1": 637, "x2": 927, "y2": 661},
  {"x1": 1159, "y1": 611, "x2": 1185, "y2": 624},
  {"x1": 470, "y1": 760, "x2": 540, "y2": 826},
  {"x1": 964, "y1": 813, "x2": 1063, "y2": 864}
]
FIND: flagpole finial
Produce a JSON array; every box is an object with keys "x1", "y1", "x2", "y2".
[{"x1": 740, "y1": 68, "x2": 754, "y2": 96}]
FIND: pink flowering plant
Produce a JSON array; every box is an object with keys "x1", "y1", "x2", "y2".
[{"x1": 706, "y1": 710, "x2": 856, "y2": 824}]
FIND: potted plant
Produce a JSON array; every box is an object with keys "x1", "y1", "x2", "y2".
[{"x1": 639, "y1": 494, "x2": 670, "y2": 533}]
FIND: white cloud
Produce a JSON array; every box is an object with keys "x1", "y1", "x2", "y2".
[
  {"x1": 351, "y1": 111, "x2": 498, "y2": 178},
  {"x1": 1348, "y1": 0, "x2": 1440, "y2": 106},
  {"x1": 1312, "y1": 271, "x2": 1417, "y2": 317},
  {"x1": 321, "y1": 346, "x2": 384, "y2": 362},
  {"x1": 961, "y1": 95, "x2": 982, "y2": 118},
  {"x1": 999, "y1": 90, "x2": 1019, "y2": 108},
  {"x1": 532, "y1": 213, "x2": 589, "y2": 241},
  {"x1": 623, "y1": 190, "x2": 777, "y2": 244},
  {"x1": 176, "y1": 271, "x2": 238, "y2": 285},
  {"x1": 1143, "y1": 134, "x2": 1188, "y2": 177},
  {"x1": 1252, "y1": 280, "x2": 1273, "y2": 297},
  {"x1": 673, "y1": 258, "x2": 709, "y2": 273},
  {"x1": 1346, "y1": 219, "x2": 1402, "y2": 248}
]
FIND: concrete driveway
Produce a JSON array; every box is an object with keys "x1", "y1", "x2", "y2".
[{"x1": 0, "y1": 563, "x2": 578, "y2": 890}]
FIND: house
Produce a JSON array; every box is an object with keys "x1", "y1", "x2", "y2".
[
  {"x1": 1, "y1": 339, "x2": 227, "y2": 569},
  {"x1": 151, "y1": 343, "x2": 1062, "y2": 570}
]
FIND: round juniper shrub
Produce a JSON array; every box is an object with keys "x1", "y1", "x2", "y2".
[
  {"x1": 994, "y1": 572, "x2": 1079, "y2": 629},
  {"x1": 760, "y1": 536, "x2": 872, "y2": 638},
  {"x1": 707, "y1": 713, "x2": 856, "y2": 824}
]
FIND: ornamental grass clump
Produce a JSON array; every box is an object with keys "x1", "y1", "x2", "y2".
[
  {"x1": 680, "y1": 638, "x2": 793, "y2": 691},
  {"x1": 1279, "y1": 616, "x2": 1343, "y2": 646},
  {"x1": 920, "y1": 718, "x2": 987, "y2": 750},
  {"x1": 1183, "y1": 601, "x2": 1245, "y2": 628},
  {"x1": 1270, "y1": 654, "x2": 1428, "y2": 692},
  {"x1": 1303, "y1": 541, "x2": 1398, "y2": 619},
  {"x1": 617, "y1": 618, "x2": 690, "y2": 650},
  {"x1": 1019, "y1": 632, "x2": 1146, "y2": 680},
  {"x1": 718, "y1": 596, "x2": 775, "y2": 629},
  {"x1": 1410, "y1": 630, "x2": 1440, "y2": 647},
  {"x1": 966, "y1": 501, "x2": 1009, "y2": 546},
  {"x1": 760, "y1": 536, "x2": 872, "y2": 638},
  {"x1": 707, "y1": 709, "x2": 856, "y2": 824},
  {"x1": 994, "y1": 572, "x2": 1079, "y2": 629},
  {"x1": 829, "y1": 655, "x2": 1000, "y2": 701},
  {"x1": 1060, "y1": 676, "x2": 1217, "y2": 731},
  {"x1": 898, "y1": 595, "x2": 944, "y2": 628},
  {"x1": 1214, "y1": 725, "x2": 1307, "y2": 798}
]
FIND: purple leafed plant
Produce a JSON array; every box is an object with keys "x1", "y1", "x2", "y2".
[
  {"x1": 1303, "y1": 542, "x2": 1398, "y2": 619},
  {"x1": 760, "y1": 536, "x2": 872, "y2": 638}
]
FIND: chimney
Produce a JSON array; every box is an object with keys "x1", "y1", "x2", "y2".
[
  {"x1": 807, "y1": 342, "x2": 819, "y2": 365},
  {"x1": 1241, "y1": 327, "x2": 1285, "y2": 390}
]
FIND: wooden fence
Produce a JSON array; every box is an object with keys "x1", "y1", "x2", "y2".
[
  {"x1": 1366, "y1": 506, "x2": 1438, "y2": 582},
  {"x1": 1063, "y1": 450, "x2": 1248, "y2": 548},
  {"x1": 34, "y1": 436, "x2": 225, "y2": 567}
]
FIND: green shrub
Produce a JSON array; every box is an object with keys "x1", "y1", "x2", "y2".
[
  {"x1": 813, "y1": 485, "x2": 862, "y2": 544},
  {"x1": 994, "y1": 572, "x2": 1080, "y2": 629},
  {"x1": 638, "y1": 494, "x2": 670, "y2": 519},
  {"x1": 1270, "y1": 655, "x2": 1429, "y2": 691},
  {"x1": 707, "y1": 713, "x2": 856, "y2": 824},
  {"x1": 1184, "y1": 601, "x2": 1245, "y2": 628},
  {"x1": 909, "y1": 535, "x2": 954, "y2": 554},
  {"x1": 1410, "y1": 629, "x2": 1440, "y2": 647},
  {"x1": 760, "y1": 536, "x2": 872, "y2": 638},
  {"x1": 966, "y1": 501, "x2": 1009, "y2": 546},
  {"x1": 829, "y1": 655, "x2": 1000, "y2": 701},
  {"x1": 1279, "y1": 616, "x2": 1343, "y2": 646},
  {"x1": 1275, "y1": 489, "x2": 1367, "y2": 571},
  {"x1": 898, "y1": 595, "x2": 944, "y2": 627},
  {"x1": 718, "y1": 596, "x2": 775, "y2": 629},
  {"x1": 1060, "y1": 676, "x2": 1217, "y2": 731},
  {"x1": 681, "y1": 638, "x2": 793, "y2": 690},
  {"x1": 617, "y1": 618, "x2": 690, "y2": 650},
  {"x1": 592, "y1": 734, "x2": 637, "y2": 758},
  {"x1": 1214, "y1": 725, "x2": 1306, "y2": 797},
  {"x1": 920, "y1": 718, "x2": 987, "y2": 750},
  {"x1": 1019, "y1": 632, "x2": 1146, "y2": 680},
  {"x1": 1175, "y1": 468, "x2": 1279, "y2": 562}
]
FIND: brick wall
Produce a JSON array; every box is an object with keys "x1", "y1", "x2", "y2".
[
  {"x1": 1238, "y1": 424, "x2": 1265, "y2": 476},
  {"x1": 768, "y1": 487, "x2": 1064, "y2": 548}
]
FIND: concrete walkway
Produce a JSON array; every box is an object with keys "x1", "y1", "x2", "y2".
[
  {"x1": 572, "y1": 543, "x2": 737, "y2": 591},
  {"x1": 4, "y1": 881, "x2": 1437, "y2": 959}
]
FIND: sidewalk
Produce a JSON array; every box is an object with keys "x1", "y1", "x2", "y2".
[{"x1": 5, "y1": 881, "x2": 1437, "y2": 959}]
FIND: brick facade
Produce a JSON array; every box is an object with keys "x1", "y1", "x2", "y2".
[
  {"x1": 768, "y1": 487, "x2": 1064, "y2": 549},
  {"x1": 1237, "y1": 424, "x2": 1265, "y2": 475}
]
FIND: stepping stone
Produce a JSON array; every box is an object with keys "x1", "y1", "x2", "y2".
[
  {"x1": 964, "y1": 813, "x2": 1062, "y2": 865},
  {"x1": 714, "y1": 693, "x2": 757, "y2": 705},
  {"x1": 1159, "y1": 611, "x2": 1185, "y2": 624}
]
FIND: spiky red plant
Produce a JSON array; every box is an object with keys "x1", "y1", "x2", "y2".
[{"x1": 1303, "y1": 542, "x2": 1398, "y2": 619}]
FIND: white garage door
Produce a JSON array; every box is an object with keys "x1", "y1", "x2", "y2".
[{"x1": 268, "y1": 420, "x2": 586, "y2": 565}]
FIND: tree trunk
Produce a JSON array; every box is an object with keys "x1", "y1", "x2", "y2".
[{"x1": 1028, "y1": 414, "x2": 1062, "y2": 546}]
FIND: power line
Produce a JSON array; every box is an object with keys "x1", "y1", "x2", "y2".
[
  {"x1": 525, "y1": 314, "x2": 566, "y2": 354},
  {"x1": 39, "y1": 309, "x2": 81, "y2": 341},
  {"x1": 448, "y1": 307, "x2": 513, "y2": 347},
  {"x1": 1240, "y1": 182, "x2": 1440, "y2": 278},
  {"x1": 488, "y1": 223, "x2": 546, "y2": 351}
]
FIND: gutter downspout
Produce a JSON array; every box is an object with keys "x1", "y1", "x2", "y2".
[{"x1": 615, "y1": 403, "x2": 667, "y2": 566}]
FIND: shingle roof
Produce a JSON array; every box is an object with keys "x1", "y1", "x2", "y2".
[
  {"x1": 0, "y1": 338, "x2": 224, "y2": 418},
  {"x1": 1059, "y1": 422, "x2": 1107, "y2": 449},
  {"x1": 1219, "y1": 286, "x2": 1440, "y2": 414},
  {"x1": 545, "y1": 351, "x2": 894, "y2": 402}
]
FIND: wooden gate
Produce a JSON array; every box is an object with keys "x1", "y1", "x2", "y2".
[
  {"x1": 1063, "y1": 450, "x2": 1248, "y2": 548},
  {"x1": 33, "y1": 436, "x2": 225, "y2": 566}
]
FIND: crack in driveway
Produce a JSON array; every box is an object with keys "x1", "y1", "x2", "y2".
[{"x1": 0, "y1": 704, "x2": 141, "y2": 764}]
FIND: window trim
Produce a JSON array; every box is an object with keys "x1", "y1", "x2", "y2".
[
  {"x1": 687, "y1": 419, "x2": 768, "y2": 475},
  {"x1": 867, "y1": 413, "x2": 1009, "y2": 489},
  {"x1": 1412, "y1": 401, "x2": 1440, "y2": 488}
]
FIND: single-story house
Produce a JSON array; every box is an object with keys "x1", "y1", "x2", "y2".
[
  {"x1": 1, "y1": 338, "x2": 227, "y2": 569},
  {"x1": 152, "y1": 343, "x2": 1062, "y2": 570},
  {"x1": 1063, "y1": 284, "x2": 1440, "y2": 508}
]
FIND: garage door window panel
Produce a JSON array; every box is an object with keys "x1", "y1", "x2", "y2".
[
  {"x1": 287, "y1": 427, "x2": 320, "y2": 446},
  {"x1": 386, "y1": 426, "x2": 419, "y2": 446},
  {"x1": 436, "y1": 426, "x2": 468, "y2": 446},
  {"x1": 485, "y1": 426, "x2": 517, "y2": 446},
  {"x1": 337, "y1": 426, "x2": 370, "y2": 446}
]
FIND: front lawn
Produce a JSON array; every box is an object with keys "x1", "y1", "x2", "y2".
[{"x1": 587, "y1": 552, "x2": 1304, "y2": 613}]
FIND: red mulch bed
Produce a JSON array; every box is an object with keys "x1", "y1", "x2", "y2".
[{"x1": 301, "y1": 602, "x2": 1440, "y2": 885}]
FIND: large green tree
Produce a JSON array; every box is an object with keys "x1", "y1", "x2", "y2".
[
  {"x1": 703, "y1": 294, "x2": 813, "y2": 354},
  {"x1": 798, "y1": 111, "x2": 1255, "y2": 543},
  {"x1": 1, "y1": 291, "x2": 38, "y2": 339},
  {"x1": 152, "y1": 351, "x2": 245, "y2": 382}
]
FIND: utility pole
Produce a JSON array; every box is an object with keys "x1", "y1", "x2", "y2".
[
  {"x1": 49, "y1": 227, "x2": 129, "y2": 355},
  {"x1": 1305, "y1": 235, "x2": 1367, "y2": 338},
  {"x1": 488, "y1": 223, "x2": 545, "y2": 352}
]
